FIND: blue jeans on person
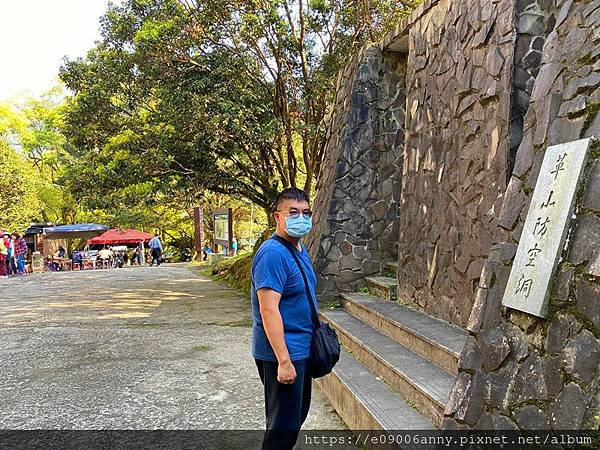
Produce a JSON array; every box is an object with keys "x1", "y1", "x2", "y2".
[
  {"x1": 255, "y1": 358, "x2": 312, "y2": 450},
  {"x1": 16, "y1": 255, "x2": 25, "y2": 274},
  {"x1": 6, "y1": 255, "x2": 16, "y2": 275}
]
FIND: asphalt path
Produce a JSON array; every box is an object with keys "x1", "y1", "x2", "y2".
[{"x1": 0, "y1": 264, "x2": 343, "y2": 435}]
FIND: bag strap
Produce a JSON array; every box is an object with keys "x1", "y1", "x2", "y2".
[{"x1": 272, "y1": 235, "x2": 320, "y2": 329}]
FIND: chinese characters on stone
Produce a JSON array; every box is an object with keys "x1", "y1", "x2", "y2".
[{"x1": 514, "y1": 153, "x2": 568, "y2": 299}]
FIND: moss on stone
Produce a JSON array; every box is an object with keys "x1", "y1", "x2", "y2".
[
  {"x1": 577, "y1": 51, "x2": 600, "y2": 67},
  {"x1": 586, "y1": 139, "x2": 600, "y2": 161},
  {"x1": 582, "y1": 102, "x2": 600, "y2": 136}
]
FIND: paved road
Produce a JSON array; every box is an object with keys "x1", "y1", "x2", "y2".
[{"x1": 0, "y1": 265, "x2": 344, "y2": 432}]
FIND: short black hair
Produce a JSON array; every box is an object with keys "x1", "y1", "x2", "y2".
[{"x1": 275, "y1": 187, "x2": 310, "y2": 209}]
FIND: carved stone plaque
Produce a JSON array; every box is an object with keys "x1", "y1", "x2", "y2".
[{"x1": 502, "y1": 138, "x2": 592, "y2": 318}]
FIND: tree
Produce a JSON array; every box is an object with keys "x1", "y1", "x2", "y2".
[
  {"x1": 59, "y1": 0, "x2": 418, "y2": 218},
  {"x1": 183, "y1": 0, "x2": 417, "y2": 193},
  {"x1": 0, "y1": 143, "x2": 44, "y2": 232},
  {"x1": 0, "y1": 101, "x2": 41, "y2": 231},
  {"x1": 1, "y1": 88, "x2": 83, "y2": 226}
]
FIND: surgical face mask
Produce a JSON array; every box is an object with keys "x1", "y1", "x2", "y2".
[{"x1": 285, "y1": 215, "x2": 312, "y2": 238}]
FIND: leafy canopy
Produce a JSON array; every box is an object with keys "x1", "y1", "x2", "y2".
[{"x1": 60, "y1": 0, "x2": 418, "y2": 215}]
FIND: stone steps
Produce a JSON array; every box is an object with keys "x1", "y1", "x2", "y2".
[
  {"x1": 340, "y1": 292, "x2": 468, "y2": 375},
  {"x1": 315, "y1": 349, "x2": 435, "y2": 431},
  {"x1": 365, "y1": 276, "x2": 398, "y2": 301},
  {"x1": 316, "y1": 285, "x2": 469, "y2": 433},
  {"x1": 320, "y1": 308, "x2": 454, "y2": 426},
  {"x1": 385, "y1": 261, "x2": 398, "y2": 276}
]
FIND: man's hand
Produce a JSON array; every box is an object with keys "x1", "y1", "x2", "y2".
[{"x1": 277, "y1": 359, "x2": 297, "y2": 384}]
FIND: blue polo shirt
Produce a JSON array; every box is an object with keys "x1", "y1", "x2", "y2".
[{"x1": 251, "y1": 234, "x2": 317, "y2": 362}]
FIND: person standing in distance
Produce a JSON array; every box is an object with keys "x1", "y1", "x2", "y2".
[
  {"x1": 148, "y1": 234, "x2": 163, "y2": 266},
  {"x1": 251, "y1": 187, "x2": 316, "y2": 450}
]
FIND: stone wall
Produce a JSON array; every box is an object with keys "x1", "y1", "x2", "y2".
[
  {"x1": 444, "y1": 0, "x2": 600, "y2": 430},
  {"x1": 509, "y1": 0, "x2": 556, "y2": 178},
  {"x1": 306, "y1": 48, "x2": 406, "y2": 300},
  {"x1": 307, "y1": 48, "x2": 364, "y2": 279},
  {"x1": 396, "y1": 0, "x2": 516, "y2": 327}
]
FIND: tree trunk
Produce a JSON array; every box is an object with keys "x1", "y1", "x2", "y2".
[{"x1": 265, "y1": 206, "x2": 276, "y2": 228}]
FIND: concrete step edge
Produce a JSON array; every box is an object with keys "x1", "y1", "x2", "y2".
[
  {"x1": 315, "y1": 348, "x2": 435, "y2": 431},
  {"x1": 365, "y1": 276, "x2": 399, "y2": 287},
  {"x1": 340, "y1": 291, "x2": 467, "y2": 360},
  {"x1": 365, "y1": 276, "x2": 398, "y2": 301},
  {"x1": 320, "y1": 309, "x2": 451, "y2": 425}
]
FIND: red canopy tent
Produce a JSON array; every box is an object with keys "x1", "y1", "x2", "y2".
[{"x1": 87, "y1": 228, "x2": 153, "y2": 246}]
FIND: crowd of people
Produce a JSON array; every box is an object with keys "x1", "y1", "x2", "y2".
[
  {"x1": 0, "y1": 232, "x2": 29, "y2": 277},
  {"x1": 52, "y1": 239, "x2": 158, "y2": 270},
  {"x1": 0, "y1": 229, "x2": 246, "y2": 277},
  {"x1": 0, "y1": 232, "x2": 168, "y2": 277}
]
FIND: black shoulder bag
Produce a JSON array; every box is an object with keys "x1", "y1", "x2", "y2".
[{"x1": 272, "y1": 235, "x2": 340, "y2": 378}]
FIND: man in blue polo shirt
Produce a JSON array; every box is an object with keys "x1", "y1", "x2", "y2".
[{"x1": 251, "y1": 187, "x2": 317, "y2": 450}]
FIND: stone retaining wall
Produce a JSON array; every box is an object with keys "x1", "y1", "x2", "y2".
[
  {"x1": 444, "y1": 0, "x2": 600, "y2": 430},
  {"x1": 397, "y1": 0, "x2": 516, "y2": 327},
  {"x1": 306, "y1": 49, "x2": 405, "y2": 300},
  {"x1": 510, "y1": 0, "x2": 556, "y2": 177}
]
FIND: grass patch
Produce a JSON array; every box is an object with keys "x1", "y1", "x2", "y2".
[
  {"x1": 210, "y1": 252, "x2": 253, "y2": 294},
  {"x1": 322, "y1": 301, "x2": 342, "y2": 308},
  {"x1": 192, "y1": 344, "x2": 211, "y2": 352},
  {"x1": 186, "y1": 252, "x2": 253, "y2": 293},
  {"x1": 358, "y1": 286, "x2": 371, "y2": 295}
]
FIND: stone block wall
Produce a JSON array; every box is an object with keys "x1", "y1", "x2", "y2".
[
  {"x1": 307, "y1": 48, "x2": 364, "y2": 273},
  {"x1": 306, "y1": 48, "x2": 406, "y2": 300},
  {"x1": 444, "y1": 0, "x2": 600, "y2": 430},
  {"x1": 510, "y1": 0, "x2": 556, "y2": 178},
  {"x1": 397, "y1": 0, "x2": 516, "y2": 327}
]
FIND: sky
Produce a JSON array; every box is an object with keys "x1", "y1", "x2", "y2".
[{"x1": 0, "y1": 0, "x2": 116, "y2": 101}]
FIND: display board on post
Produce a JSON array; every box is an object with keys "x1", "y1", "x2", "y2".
[{"x1": 212, "y1": 208, "x2": 233, "y2": 255}]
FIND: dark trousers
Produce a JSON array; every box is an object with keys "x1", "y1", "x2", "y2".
[
  {"x1": 150, "y1": 248, "x2": 161, "y2": 266},
  {"x1": 255, "y1": 358, "x2": 312, "y2": 450},
  {"x1": 7, "y1": 256, "x2": 16, "y2": 275}
]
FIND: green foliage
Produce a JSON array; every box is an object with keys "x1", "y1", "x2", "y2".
[
  {"x1": 322, "y1": 300, "x2": 342, "y2": 308},
  {"x1": 60, "y1": 1, "x2": 280, "y2": 214},
  {"x1": 59, "y1": 0, "x2": 420, "y2": 218},
  {"x1": 0, "y1": 87, "x2": 85, "y2": 229},
  {"x1": 0, "y1": 141, "x2": 43, "y2": 231}
]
